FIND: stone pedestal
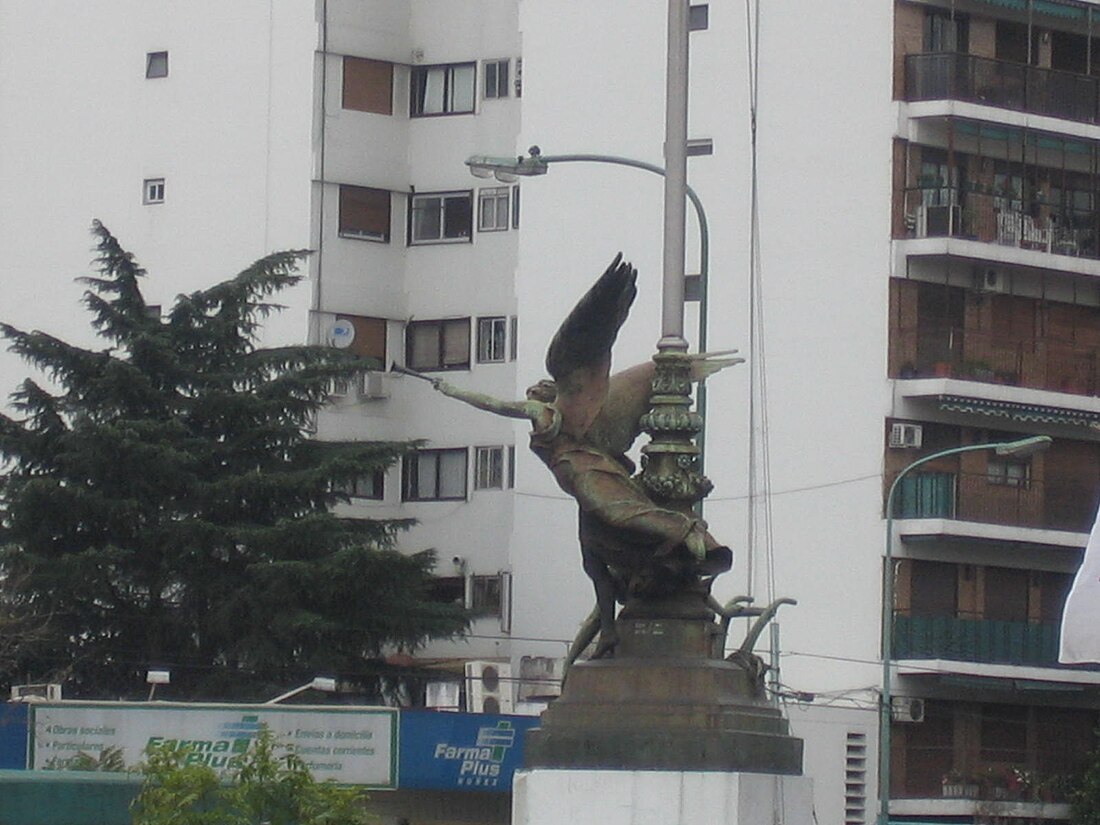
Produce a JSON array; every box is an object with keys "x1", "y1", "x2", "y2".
[
  {"x1": 512, "y1": 769, "x2": 815, "y2": 825},
  {"x1": 524, "y1": 617, "x2": 803, "y2": 775}
]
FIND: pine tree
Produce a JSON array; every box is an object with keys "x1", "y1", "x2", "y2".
[{"x1": 0, "y1": 222, "x2": 466, "y2": 700}]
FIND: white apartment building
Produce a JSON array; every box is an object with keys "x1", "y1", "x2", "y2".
[{"x1": 3, "y1": 2, "x2": 1100, "y2": 824}]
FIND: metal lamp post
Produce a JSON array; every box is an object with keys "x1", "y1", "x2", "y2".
[{"x1": 877, "y1": 434, "x2": 1052, "y2": 825}]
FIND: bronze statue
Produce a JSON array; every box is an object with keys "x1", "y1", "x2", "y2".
[{"x1": 405, "y1": 255, "x2": 742, "y2": 656}]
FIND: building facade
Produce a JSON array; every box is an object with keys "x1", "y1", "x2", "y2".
[{"x1": 2, "y1": 2, "x2": 1100, "y2": 824}]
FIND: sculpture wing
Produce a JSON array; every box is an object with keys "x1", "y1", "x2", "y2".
[
  {"x1": 545, "y1": 254, "x2": 637, "y2": 438},
  {"x1": 587, "y1": 351, "x2": 745, "y2": 457}
]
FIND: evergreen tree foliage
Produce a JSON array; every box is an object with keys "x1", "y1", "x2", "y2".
[{"x1": 0, "y1": 222, "x2": 466, "y2": 699}]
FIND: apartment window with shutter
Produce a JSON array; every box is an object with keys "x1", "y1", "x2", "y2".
[
  {"x1": 410, "y1": 191, "x2": 473, "y2": 244},
  {"x1": 342, "y1": 56, "x2": 393, "y2": 115},
  {"x1": 406, "y1": 318, "x2": 470, "y2": 371},
  {"x1": 410, "y1": 62, "x2": 476, "y2": 116},
  {"x1": 403, "y1": 448, "x2": 467, "y2": 501},
  {"x1": 483, "y1": 59, "x2": 509, "y2": 99},
  {"x1": 328, "y1": 314, "x2": 387, "y2": 365},
  {"x1": 477, "y1": 317, "x2": 507, "y2": 363},
  {"x1": 475, "y1": 446, "x2": 504, "y2": 490},
  {"x1": 339, "y1": 185, "x2": 390, "y2": 242}
]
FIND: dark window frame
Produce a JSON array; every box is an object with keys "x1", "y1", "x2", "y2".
[
  {"x1": 410, "y1": 62, "x2": 477, "y2": 117},
  {"x1": 409, "y1": 191, "x2": 473, "y2": 244},
  {"x1": 402, "y1": 447, "x2": 468, "y2": 502},
  {"x1": 405, "y1": 318, "x2": 471, "y2": 372}
]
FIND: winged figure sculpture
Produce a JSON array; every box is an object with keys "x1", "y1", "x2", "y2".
[{"x1": 424, "y1": 254, "x2": 740, "y2": 656}]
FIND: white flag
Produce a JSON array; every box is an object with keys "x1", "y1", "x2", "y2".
[{"x1": 1060, "y1": 502, "x2": 1100, "y2": 664}]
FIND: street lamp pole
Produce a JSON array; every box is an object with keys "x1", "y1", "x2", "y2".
[
  {"x1": 661, "y1": 0, "x2": 690, "y2": 352},
  {"x1": 465, "y1": 151, "x2": 713, "y2": 476},
  {"x1": 877, "y1": 434, "x2": 1052, "y2": 825}
]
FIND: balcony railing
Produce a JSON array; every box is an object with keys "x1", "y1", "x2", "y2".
[
  {"x1": 890, "y1": 325, "x2": 1100, "y2": 395},
  {"x1": 893, "y1": 613, "x2": 1061, "y2": 666},
  {"x1": 905, "y1": 52, "x2": 1100, "y2": 125},
  {"x1": 892, "y1": 470, "x2": 1096, "y2": 533},
  {"x1": 901, "y1": 188, "x2": 1100, "y2": 260}
]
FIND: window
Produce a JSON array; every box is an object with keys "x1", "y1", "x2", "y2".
[
  {"x1": 483, "y1": 59, "x2": 509, "y2": 99},
  {"x1": 406, "y1": 318, "x2": 470, "y2": 371},
  {"x1": 512, "y1": 185, "x2": 520, "y2": 228},
  {"x1": 477, "y1": 317, "x2": 507, "y2": 363},
  {"x1": 342, "y1": 56, "x2": 393, "y2": 115},
  {"x1": 470, "y1": 574, "x2": 502, "y2": 616},
  {"x1": 410, "y1": 62, "x2": 475, "y2": 116},
  {"x1": 403, "y1": 448, "x2": 467, "y2": 501},
  {"x1": 514, "y1": 57, "x2": 522, "y2": 98},
  {"x1": 475, "y1": 446, "x2": 504, "y2": 490},
  {"x1": 143, "y1": 178, "x2": 165, "y2": 204},
  {"x1": 327, "y1": 314, "x2": 386, "y2": 365},
  {"x1": 339, "y1": 185, "x2": 390, "y2": 241},
  {"x1": 509, "y1": 316, "x2": 518, "y2": 361},
  {"x1": 337, "y1": 469, "x2": 385, "y2": 501},
  {"x1": 429, "y1": 576, "x2": 466, "y2": 606},
  {"x1": 987, "y1": 458, "x2": 1030, "y2": 488},
  {"x1": 688, "y1": 5, "x2": 709, "y2": 31},
  {"x1": 410, "y1": 191, "x2": 472, "y2": 243},
  {"x1": 478, "y1": 187, "x2": 511, "y2": 232},
  {"x1": 146, "y1": 51, "x2": 168, "y2": 78}
]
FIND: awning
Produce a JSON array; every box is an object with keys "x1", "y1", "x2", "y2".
[
  {"x1": 973, "y1": 0, "x2": 1089, "y2": 20},
  {"x1": 937, "y1": 394, "x2": 1100, "y2": 427}
]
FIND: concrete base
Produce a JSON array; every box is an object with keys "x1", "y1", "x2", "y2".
[{"x1": 512, "y1": 768, "x2": 815, "y2": 825}]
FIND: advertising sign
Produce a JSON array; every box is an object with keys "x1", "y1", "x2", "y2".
[
  {"x1": 0, "y1": 702, "x2": 29, "y2": 769},
  {"x1": 30, "y1": 703, "x2": 396, "y2": 787},
  {"x1": 397, "y1": 711, "x2": 538, "y2": 791}
]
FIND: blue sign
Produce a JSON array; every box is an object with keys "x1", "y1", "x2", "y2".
[
  {"x1": 397, "y1": 711, "x2": 539, "y2": 792},
  {"x1": 0, "y1": 703, "x2": 29, "y2": 769}
]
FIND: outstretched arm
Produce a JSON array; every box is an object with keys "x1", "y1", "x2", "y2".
[{"x1": 432, "y1": 379, "x2": 539, "y2": 422}]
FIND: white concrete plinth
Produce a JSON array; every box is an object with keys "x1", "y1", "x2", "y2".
[{"x1": 512, "y1": 768, "x2": 814, "y2": 825}]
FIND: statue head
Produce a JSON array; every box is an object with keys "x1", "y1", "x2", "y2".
[{"x1": 526, "y1": 379, "x2": 558, "y2": 403}]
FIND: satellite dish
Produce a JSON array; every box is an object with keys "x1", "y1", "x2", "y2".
[{"x1": 328, "y1": 318, "x2": 355, "y2": 349}]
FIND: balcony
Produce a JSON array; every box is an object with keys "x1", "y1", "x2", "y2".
[
  {"x1": 901, "y1": 188, "x2": 1100, "y2": 261},
  {"x1": 891, "y1": 325, "x2": 1100, "y2": 397},
  {"x1": 906, "y1": 52, "x2": 1100, "y2": 126},
  {"x1": 893, "y1": 614, "x2": 1060, "y2": 667},
  {"x1": 893, "y1": 470, "x2": 1095, "y2": 533}
]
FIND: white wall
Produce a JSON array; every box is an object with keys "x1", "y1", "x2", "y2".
[{"x1": 0, "y1": 0, "x2": 316, "y2": 405}]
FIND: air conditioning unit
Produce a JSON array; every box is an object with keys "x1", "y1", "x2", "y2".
[
  {"x1": 358, "y1": 371, "x2": 390, "y2": 400},
  {"x1": 888, "y1": 423, "x2": 923, "y2": 449},
  {"x1": 10, "y1": 683, "x2": 61, "y2": 702},
  {"x1": 464, "y1": 661, "x2": 514, "y2": 715},
  {"x1": 329, "y1": 376, "x2": 352, "y2": 398},
  {"x1": 425, "y1": 681, "x2": 461, "y2": 712},
  {"x1": 891, "y1": 696, "x2": 925, "y2": 723},
  {"x1": 517, "y1": 656, "x2": 563, "y2": 702}
]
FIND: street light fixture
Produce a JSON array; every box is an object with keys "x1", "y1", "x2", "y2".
[
  {"x1": 465, "y1": 147, "x2": 716, "y2": 477},
  {"x1": 264, "y1": 676, "x2": 338, "y2": 705},
  {"x1": 877, "y1": 434, "x2": 1052, "y2": 825}
]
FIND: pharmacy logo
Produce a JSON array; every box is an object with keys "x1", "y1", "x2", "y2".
[{"x1": 432, "y1": 721, "x2": 517, "y2": 788}]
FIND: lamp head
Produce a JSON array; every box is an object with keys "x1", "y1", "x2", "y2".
[{"x1": 994, "y1": 435, "x2": 1052, "y2": 458}]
